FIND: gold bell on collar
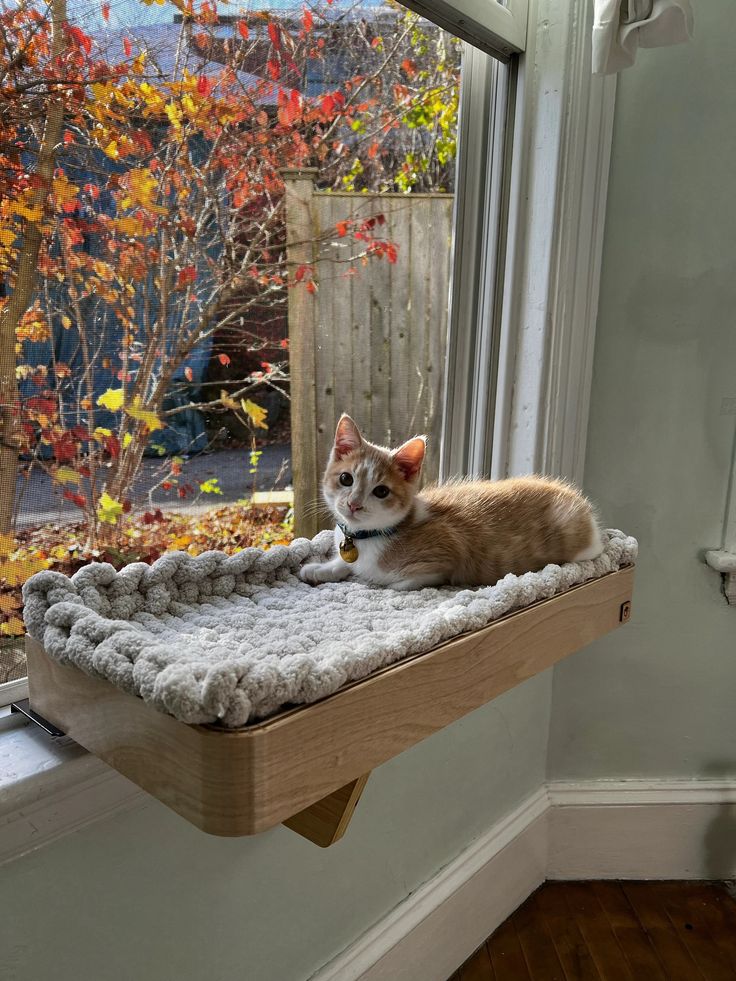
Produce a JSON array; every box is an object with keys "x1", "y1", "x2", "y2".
[{"x1": 339, "y1": 535, "x2": 359, "y2": 563}]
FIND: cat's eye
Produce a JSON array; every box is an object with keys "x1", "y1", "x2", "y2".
[
  {"x1": 339, "y1": 472, "x2": 353, "y2": 487},
  {"x1": 372, "y1": 485, "x2": 390, "y2": 499}
]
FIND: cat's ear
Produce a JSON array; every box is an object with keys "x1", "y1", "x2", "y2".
[
  {"x1": 393, "y1": 436, "x2": 426, "y2": 480},
  {"x1": 333, "y1": 414, "x2": 363, "y2": 458}
]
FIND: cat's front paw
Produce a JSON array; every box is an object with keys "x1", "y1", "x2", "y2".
[{"x1": 299, "y1": 562, "x2": 329, "y2": 585}]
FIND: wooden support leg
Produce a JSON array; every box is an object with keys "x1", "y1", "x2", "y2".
[{"x1": 282, "y1": 773, "x2": 371, "y2": 847}]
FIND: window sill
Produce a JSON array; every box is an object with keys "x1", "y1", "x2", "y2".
[
  {"x1": 0, "y1": 710, "x2": 143, "y2": 867},
  {"x1": 705, "y1": 549, "x2": 736, "y2": 605}
]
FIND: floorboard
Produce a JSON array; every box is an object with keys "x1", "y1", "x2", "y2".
[{"x1": 450, "y1": 881, "x2": 736, "y2": 981}]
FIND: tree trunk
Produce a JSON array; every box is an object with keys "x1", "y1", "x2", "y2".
[{"x1": 0, "y1": 0, "x2": 66, "y2": 535}]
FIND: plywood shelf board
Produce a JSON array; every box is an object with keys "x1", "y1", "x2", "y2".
[{"x1": 26, "y1": 566, "x2": 634, "y2": 843}]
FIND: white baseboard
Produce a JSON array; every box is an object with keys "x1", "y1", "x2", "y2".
[
  {"x1": 311, "y1": 788, "x2": 549, "y2": 981},
  {"x1": 548, "y1": 779, "x2": 736, "y2": 881},
  {"x1": 312, "y1": 778, "x2": 736, "y2": 981}
]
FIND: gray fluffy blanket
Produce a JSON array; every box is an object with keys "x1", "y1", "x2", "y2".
[{"x1": 22, "y1": 529, "x2": 637, "y2": 727}]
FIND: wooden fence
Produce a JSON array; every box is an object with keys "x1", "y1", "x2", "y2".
[{"x1": 283, "y1": 169, "x2": 453, "y2": 537}]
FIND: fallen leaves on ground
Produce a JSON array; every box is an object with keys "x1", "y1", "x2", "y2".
[{"x1": 0, "y1": 503, "x2": 293, "y2": 641}]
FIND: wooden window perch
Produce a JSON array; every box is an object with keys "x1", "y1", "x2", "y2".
[{"x1": 24, "y1": 566, "x2": 634, "y2": 847}]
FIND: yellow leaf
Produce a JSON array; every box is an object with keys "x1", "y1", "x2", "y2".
[
  {"x1": 0, "y1": 557, "x2": 50, "y2": 586},
  {"x1": 122, "y1": 432, "x2": 133, "y2": 448},
  {"x1": 61, "y1": 315, "x2": 72, "y2": 329},
  {"x1": 12, "y1": 202, "x2": 43, "y2": 222},
  {"x1": 0, "y1": 617, "x2": 24, "y2": 637},
  {"x1": 220, "y1": 389, "x2": 239, "y2": 411},
  {"x1": 125, "y1": 397, "x2": 163, "y2": 432},
  {"x1": 97, "y1": 491, "x2": 124, "y2": 526},
  {"x1": 97, "y1": 388, "x2": 124, "y2": 411},
  {"x1": 55, "y1": 466, "x2": 80, "y2": 485},
  {"x1": 241, "y1": 399, "x2": 269, "y2": 430},
  {"x1": 114, "y1": 216, "x2": 143, "y2": 237},
  {"x1": 93, "y1": 427, "x2": 112, "y2": 440}
]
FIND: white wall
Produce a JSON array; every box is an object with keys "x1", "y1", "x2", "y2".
[
  {"x1": 4, "y1": 9, "x2": 736, "y2": 981},
  {"x1": 0, "y1": 678, "x2": 550, "y2": 981},
  {"x1": 548, "y1": 0, "x2": 736, "y2": 780}
]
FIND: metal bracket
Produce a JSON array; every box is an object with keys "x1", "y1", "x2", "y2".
[{"x1": 10, "y1": 698, "x2": 67, "y2": 738}]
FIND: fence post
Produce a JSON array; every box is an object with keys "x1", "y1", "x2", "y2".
[{"x1": 282, "y1": 167, "x2": 320, "y2": 539}]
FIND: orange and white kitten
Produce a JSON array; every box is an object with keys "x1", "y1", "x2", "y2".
[{"x1": 299, "y1": 414, "x2": 604, "y2": 590}]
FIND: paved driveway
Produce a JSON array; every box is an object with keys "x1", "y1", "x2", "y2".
[{"x1": 15, "y1": 444, "x2": 292, "y2": 528}]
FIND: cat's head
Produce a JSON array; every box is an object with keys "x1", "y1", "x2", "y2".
[{"x1": 323, "y1": 414, "x2": 426, "y2": 531}]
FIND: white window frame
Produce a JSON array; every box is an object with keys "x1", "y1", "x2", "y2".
[
  {"x1": 1, "y1": 0, "x2": 620, "y2": 859},
  {"x1": 0, "y1": 675, "x2": 28, "y2": 705},
  {"x1": 443, "y1": 0, "x2": 618, "y2": 486},
  {"x1": 403, "y1": 0, "x2": 527, "y2": 60}
]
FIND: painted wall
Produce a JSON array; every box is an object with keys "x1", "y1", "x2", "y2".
[
  {"x1": 0, "y1": 677, "x2": 550, "y2": 981},
  {"x1": 548, "y1": 0, "x2": 736, "y2": 780}
]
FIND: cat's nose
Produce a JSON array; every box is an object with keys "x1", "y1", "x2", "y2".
[{"x1": 348, "y1": 501, "x2": 363, "y2": 513}]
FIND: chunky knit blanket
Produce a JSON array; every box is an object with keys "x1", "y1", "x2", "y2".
[{"x1": 23, "y1": 529, "x2": 637, "y2": 727}]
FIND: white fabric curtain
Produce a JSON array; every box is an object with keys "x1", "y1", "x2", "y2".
[{"x1": 593, "y1": 1, "x2": 694, "y2": 74}]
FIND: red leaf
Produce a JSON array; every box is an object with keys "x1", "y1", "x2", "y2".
[
  {"x1": 103, "y1": 435, "x2": 120, "y2": 459},
  {"x1": 295, "y1": 264, "x2": 308, "y2": 282},
  {"x1": 401, "y1": 58, "x2": 417, "y2": 76},
  {"x1": 122, "y1": 499, "x2": 132, "y2": 513},
  {"x1": 123, "y1": 37, "x2": 132, "y2": 57},
  {"x1": 101, "y1": 2, "x2": 110, "y2": 21},
  {"x1": 267, "y1": 58, "x2": 281, "y2": 81},
  {"x1": 320, "y1": 94, "x2": 335, "y2": 116},
  {"x1": 217, "y1": 353, "x2": 231, "y2": 366},
  {"x1": 306, "y1": 281, "x2": 317, "y2": 294},
  {"x1": 63, "y1": 131, "x2": 74, "y2": 145},
  {"x1": 67, "y1": 25, "x2": 92, "y2": 54},
  {"x1": 52, "y1": 434, "x2": 77, "y2": 463},
  {"x1": 336, "y1": 220, "x2": 349, "y2": 237},
  {"x1": 161, "y1": 481, "x2": 173, "y2": 491},
  {"x1": 237, "y1": 20, "x2": 249, "y2": 40},
  {"x1": 302, "y1": 7, "x2": 314, "y2": 31},
  {"x1": 177, "y1": 265, "x2": 196, "y2": 287},
  {"x1": 63, "y1": 489, "x2": 87, "y2": 509},
  {"x1": 184, "y1": 367, "x2": 193, "y2": 382},
  {"x1": 197, "y1": 75, "x2": 212, "y2": 97},
  {"x1": 279, "y1": 338, "x2": 289, "y2": 349},
  {"x1": 267, "y1": 23, "x2": 282, "y2": 48},
  {"x1": 385, "y1": 243, "x2": 398, "y2": 264}
]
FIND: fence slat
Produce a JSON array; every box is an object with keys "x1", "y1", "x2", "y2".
[{"x1": 283, "y1": 168, "x2": 319, "y2": 539}]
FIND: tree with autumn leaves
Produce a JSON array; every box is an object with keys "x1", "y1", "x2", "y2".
[{"x1": 0, "y1": 0, "x2": 460, "y2": 631}]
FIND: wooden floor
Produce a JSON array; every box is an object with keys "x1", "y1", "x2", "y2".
[{"x1": 449, "y1": 881, "x2": 736, "y2": 981}]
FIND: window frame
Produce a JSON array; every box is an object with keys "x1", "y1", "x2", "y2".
[
  {"x1": 442, "y1": 0, "x2": 618, "y2": 486},
  {"x1": 401, "y1": 0, "x2": 527, "y2": 59}
]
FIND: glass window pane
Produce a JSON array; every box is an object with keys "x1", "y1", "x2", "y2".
[{"x1": 0, "y1": 0, "x2": 485, "y2": 681}]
